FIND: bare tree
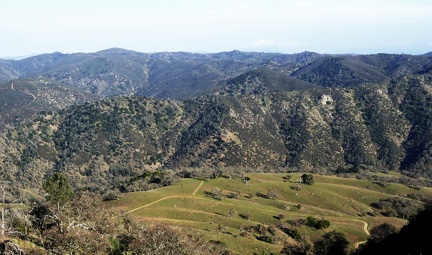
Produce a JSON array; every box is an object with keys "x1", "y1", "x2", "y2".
[
  {"x1": 1, "y1": 184, "x2": 5, "y2": 236},
  {"x1": 0, "y1": 183, "x2": 11, "y2": 236},
  {"x1": 0, "y1": 183, "x2": 28, "y2": 237}
]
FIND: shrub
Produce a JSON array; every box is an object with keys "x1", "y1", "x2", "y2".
[
  {"x1": 210, "y1": 187, "x2": 226, "y2": 201},
  {"x1": 291, "y1": 186, "x2": 302, "y2": 191},
  {"x1": 305, "y1": 216, "x2": 330, "y2": 230},
  {"x1": 368, "y1": 223, "x2": 398, "y2": 243},
  {"x1": 282, "y1": 175, "x2": 292, "y2": 181},
  {"x1": 267, "y1": 188, "x2": 278, "y2": 199},
  {"x1": 313, "y1": 231, "x2": 349, "y2": 255},
  {"x1": 371, "y1": 197, "x2": 422, "y2": 219},
  {"x1": 315, "y1": 219, "x2": 330, "y2": 230},
  {"x1": 301, "y1": 174, "x2": 314, "y2": 185}
]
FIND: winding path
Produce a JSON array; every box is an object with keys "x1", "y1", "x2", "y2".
[
  {"x1": 125, "y1": 179, "x2": 371, "y2": 250},
  {"x1": 353, "y1": 219, "x2": 370, "y2": 248},
  {"x1": 7, "y1": 80, "x2": 37, "y2": 102}
]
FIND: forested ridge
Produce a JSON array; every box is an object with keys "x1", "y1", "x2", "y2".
[{"x1": 2, "y1": 73, "x2": 432, "y2": 194}]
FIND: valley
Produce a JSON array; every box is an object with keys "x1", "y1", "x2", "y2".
[{"x1": 1, "y1": 49, "x2": 432, "y2": 254}]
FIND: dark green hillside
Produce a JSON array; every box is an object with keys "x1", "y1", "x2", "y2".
[
  {"x1": 219, "y1": 68, "x2": 320, "y2": 96},
  {"x1": 168, "y1": 96, "x2": 229, "y2": 167},
  {"x1": 356, "y1": 53, "x2": 432, "y2": 77},
  {"x1": 292, "y1": 56, "x2": 388, "y2": 87},
  {"x1": 416, "y1": 60, "x2": 432, "y2": 74},
  {"x1": 0, "y1": 96, "x2": 186, "y2": 190},
  {"x1": 2, "y1": 73, "x2": 432, "y2": 191},
  {"x1": 388, "y1": 75, "x2": 432, "y2": 176},
  {"x1": 141, "y1": 59, "x2": 224, "y2": 99},
  {"x1": 355, "y1": 84, "x2": 409, "y2": 170}
]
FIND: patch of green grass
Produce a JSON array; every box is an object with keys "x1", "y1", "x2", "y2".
[{"x1": 107, "y1": 173, "x2": 431, "y2": 254}]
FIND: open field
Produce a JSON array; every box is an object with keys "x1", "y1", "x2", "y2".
[{"x1": 107, "y1": 173, "x2": 430, "y2": 254}]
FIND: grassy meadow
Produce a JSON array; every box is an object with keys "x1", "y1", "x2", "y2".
[{"x1": 107, "y1": 173, "x2": 431, "y2": 254}]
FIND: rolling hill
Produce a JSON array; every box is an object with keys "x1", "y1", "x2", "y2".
[{"x1": 107, "y1": 173, "x2": 431, "y2": 254}]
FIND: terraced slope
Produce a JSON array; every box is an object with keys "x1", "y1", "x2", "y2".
[{"x1": 108, "y1": 173, "x2": 429, "y2": 254}]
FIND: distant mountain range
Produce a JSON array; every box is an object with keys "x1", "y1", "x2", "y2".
[
  {"x1": 0, "y1": 49, "x2": 323, "y2": 98},
  {"x1": 1, "y1": 49, "x2": 432, "y2": 190},
  {"x1": 1, "y1": 49, "x2": 430, "y2": 99}
]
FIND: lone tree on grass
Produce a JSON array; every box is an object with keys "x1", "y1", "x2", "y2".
[
  {"x1": 301, "y1": 174, "x2": 314, "y2": 185},
  {"x1": 210, "y1": 187, "x2": 226, "y2": 201}
]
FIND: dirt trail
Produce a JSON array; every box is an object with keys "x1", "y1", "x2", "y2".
[
  {"x1": 9, "y1": 80, "x2": 37, "y2": 101},
  {"x1": 0, "y1": 81, "x2": 15, "y2": 91},
  {"x1": 353, "y1": 219, "x2": 370, "y2": 249},
  {"x1": 193, "y1": 180, "x2": 204, "y2": 196},
  {"x1": 127, "y1": 195, "x2": 180, "y2": 213},
  {"x1": 127, "y1": 180, "x2": 205, "y2": 214},
  {"x1": 126, "y1": 180, "x2": 371, "y2": 250}
]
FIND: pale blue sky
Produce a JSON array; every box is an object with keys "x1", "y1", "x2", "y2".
[{"x1": 1, "y1": 0, "x2": 432, "y2": 57}]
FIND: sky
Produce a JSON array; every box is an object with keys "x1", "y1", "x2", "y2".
[{"x1": 1, "y1": 0, "x2": 432, "y2": 57}]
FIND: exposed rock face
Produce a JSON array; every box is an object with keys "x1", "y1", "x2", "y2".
[{"x1": 319, "y1": 94, "x2": 334, "y2": 105}]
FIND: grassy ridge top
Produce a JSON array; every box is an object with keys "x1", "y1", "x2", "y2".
[{"x1": 108, "y1": 173, "x2": 428, "y2": 254}]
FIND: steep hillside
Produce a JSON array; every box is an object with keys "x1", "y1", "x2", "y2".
[
  {"x1": 2, "y1": 73, "x2": 432, "y2": 191},
  {"x1": 0, "y1": 60, "x2": 20, "y2": 84},
  {"x1": 292, "y1": 56, "x2": 388, "y2": 87},
  {"x1": 356, "y1": 53, "x2": 432, "y2": 77},
  {"x1": 0, "y1": 77, "x2": 98, "y2": 129},
  {"x1": 217, "y1": 68, "x2": 320, "y2": 96},
  {"x1": 292, "y1": 54, "x2": 432, "y2": 87},
  {"x1": 14, "y1": 50, "x2": 150, "y2": 97}
]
